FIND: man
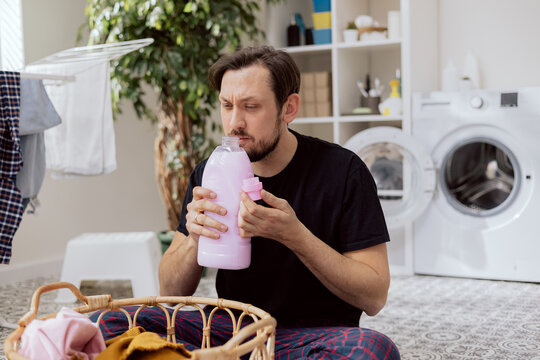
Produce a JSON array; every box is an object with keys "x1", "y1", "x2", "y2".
[
  {"x1": 96, "y1": 46, "x2": 399, "y2": 359},
  {"x1": 159, "y1": 46, "x2": 399, "y2": 359}
]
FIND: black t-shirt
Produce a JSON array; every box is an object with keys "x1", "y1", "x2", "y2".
[{"x1": 177, "y1": 130, "x2": 390, "y2": 326}]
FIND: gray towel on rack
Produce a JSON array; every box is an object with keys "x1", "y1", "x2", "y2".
[
  {"x1": 19, "y1": 78, "x2": 61, "y2": 135},
  {"x1": 16, "y1": 79, "x2": 61, "y2": 199},
  {"x1": 17, "y1": 133, "x2": 46, "y2": 199}
]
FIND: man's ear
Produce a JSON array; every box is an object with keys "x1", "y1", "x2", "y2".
[{"x1": 281, "y1": 93, "x2": 301, "y2": 124}]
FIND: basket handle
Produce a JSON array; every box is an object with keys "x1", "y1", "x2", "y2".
[
  {"x1": 223, "y1": 316, "x2": 277, "y2": 349},
  {"x1": 17, "y1": 281, "x2": 102, "y2": 327}
]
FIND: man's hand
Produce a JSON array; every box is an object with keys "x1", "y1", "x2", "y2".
[
  {"x1": 238, "y1": 189, "x2": 307, "y2": 247},
  {"x1": 186, "y1": 186, "x2": 228, "y2": 240},
  {"x1": 238, "y1": 188, "x2": 390, "y2": 316}
]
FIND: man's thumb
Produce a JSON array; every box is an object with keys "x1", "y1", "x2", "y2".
[{"x1": 261, "y1": 189, "x2": 282, "y2": 208}]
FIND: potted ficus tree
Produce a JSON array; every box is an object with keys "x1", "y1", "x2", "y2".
[{"x1": 80, "y1": 0, "x2": 283, "y2": 251}]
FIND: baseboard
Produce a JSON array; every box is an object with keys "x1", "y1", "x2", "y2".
[
  {"x1": 0, "y1": 257, "x2": 63, "y2": 286},
  {"x1": 390, "y1": 264, "x2": 414, "y2": 276}
]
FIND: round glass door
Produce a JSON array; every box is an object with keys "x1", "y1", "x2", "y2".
[
  {"x1": 440, "y1": 138, "x2": 520, "y2": 217},
  {"x1": 344, "y1": 127, "x2": 436, "y2": 229},
  {"x1": 358, "y1": 142, "x2": 404, "y2": 201}
]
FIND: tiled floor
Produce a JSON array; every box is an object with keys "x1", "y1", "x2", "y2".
[{"x1": 2, "y1": 273, "x2": 540, "y2": 360}]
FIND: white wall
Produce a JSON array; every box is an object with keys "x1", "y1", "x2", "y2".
[
  {"x1": 4, "y1": 0, "x2": 539, "y2": 282},
  {"x1": 410, "y1": 0, "x2": 540, "y2": 92},
  {"x1": 439, "y1": 0, "x2": 540, "y2": 90},
  {"x1": 1, "y1": 0, "x2": 167, "y2": 282}
]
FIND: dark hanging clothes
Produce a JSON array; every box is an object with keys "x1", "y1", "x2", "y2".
[{"x1": 0, "y1": 71, "x2": 24, "y2": 264}]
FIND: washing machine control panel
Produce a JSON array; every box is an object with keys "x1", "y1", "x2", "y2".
[
  {"x1": 470, "y1": 96, "x2": 484, "y2": 109},
  {"x1": 501, "y1": 92, "x2": 519, "y2": 107}
]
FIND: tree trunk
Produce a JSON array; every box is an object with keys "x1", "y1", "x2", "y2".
[{"x1": 155, "y1": 100, "x2": 196, "y2": 230}]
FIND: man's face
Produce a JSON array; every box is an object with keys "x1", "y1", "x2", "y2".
[{"x1": 219, "y1": 64, "x2": 283, "y2": 162}]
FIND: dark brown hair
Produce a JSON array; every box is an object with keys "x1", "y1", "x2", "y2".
[{"x1": 208, "y1": 46, "x2": 301, "y2": 111}]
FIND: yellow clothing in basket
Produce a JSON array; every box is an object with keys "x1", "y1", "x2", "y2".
[{"x1": 95, "y1": 326, "x2": 191, "y2": 360}]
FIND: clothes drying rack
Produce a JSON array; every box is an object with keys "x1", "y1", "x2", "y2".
[
  {"x1": 19, "y1": 72, "x2": 76, "y2": 82},
  {"x1": 20, "y1": 38, "x2": 154, "y2": 82}
]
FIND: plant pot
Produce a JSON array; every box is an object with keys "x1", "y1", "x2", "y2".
[
  {"x1": 343, "y1": 29, "x2": 358, "y2": 43},
  {"x1": 157, "y1": 230, "x2": 175, "y2": 254}
]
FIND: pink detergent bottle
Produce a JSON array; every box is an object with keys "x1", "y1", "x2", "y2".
[{"x1": 197, "y1": 136, "x2": 263, "y2": 270}]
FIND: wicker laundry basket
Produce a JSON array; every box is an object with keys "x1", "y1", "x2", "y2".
[{"x1": 4, "y1": 282, "x2": 276, "y2": 360}]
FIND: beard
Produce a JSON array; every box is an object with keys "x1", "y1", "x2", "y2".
[{"x1": 229, "y1": 116, "x2": 282, "y2": 162}]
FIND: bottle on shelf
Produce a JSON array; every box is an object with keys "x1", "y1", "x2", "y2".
[
  {"x1": 365, "y1": 73, "x2": 371, "y2": 93},
  {"x1": 287, "y1": 13, "x2": 301, "y2": 47},
  {"x1": 442, "y1": 60, "x2": 458, "y2": 91},
  {"x1": 378, "y1": 79, "x2": 402, "y2": 116}
]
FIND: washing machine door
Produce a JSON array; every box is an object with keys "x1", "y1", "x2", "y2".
[{"x1": 344, "y1": 126, "x2": 436, "y2": 229}]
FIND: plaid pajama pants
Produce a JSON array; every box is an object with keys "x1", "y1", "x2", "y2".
[{"x1": 90, "y1": 306, "x2": 400, "y2": 359}]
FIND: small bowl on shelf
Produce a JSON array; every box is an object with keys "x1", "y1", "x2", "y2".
[{"x1": 358, "y1": 26, "x2": 388, "y2": 41}]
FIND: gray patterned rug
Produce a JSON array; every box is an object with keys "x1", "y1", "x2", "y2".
[{"x1": 2, "y1": 274, "x2": 539, "y2": 359}]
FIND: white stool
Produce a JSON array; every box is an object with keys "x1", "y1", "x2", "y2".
[{"x1": 55, "y1": 232, "x2": 162, "y2": 303}]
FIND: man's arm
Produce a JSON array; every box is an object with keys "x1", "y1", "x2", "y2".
[
  {"x1": 290, "y1": 232, "x2": 390, "y2": 316},
  {"x1": 159, "y1": 186, "x2": 228, "y2": 296},
  {"x1": 159, "y1": 231, "x2": 203, "y2": 296},
  {"x1": 238, "y1": 189, "x2": 390, "y2": 316}
]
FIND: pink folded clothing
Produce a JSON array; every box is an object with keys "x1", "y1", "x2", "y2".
[{"x1": 19, "y1": 307, "x2": 106, "y2": 360}]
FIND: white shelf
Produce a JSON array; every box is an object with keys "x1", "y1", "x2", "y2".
[
  {"x1": 281, "y1": 39, "x2": 401, "y2": 55},
  {"x1": 283, "y1": 44, "x2": 332, "y2": 54},
  {"x1": 338, "y1": 115, "x2": 402, "y2": 123},
  {"x1": 294, "y1": 115, "x2": 402, "y2": 125},
  {"x1": 336, "y1": 39, "x2": 401, "y2": 51},
  {"x1": 294, "y1": 117, "x2": 334, "y2": 124}
]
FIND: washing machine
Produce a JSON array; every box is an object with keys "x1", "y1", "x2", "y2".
[{"x1": 344, "y1": 87, "x2": 540, "y2": 282}]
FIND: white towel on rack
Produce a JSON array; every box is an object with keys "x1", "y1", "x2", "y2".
[{"x1": 25, "y1": 59, "x2": 116, "y2": 177}]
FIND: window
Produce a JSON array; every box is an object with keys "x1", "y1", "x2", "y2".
[{"x1": 0, "y1": 0, "x2": 25, "y2": 70}]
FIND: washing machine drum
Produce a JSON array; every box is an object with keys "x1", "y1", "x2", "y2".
[
  {"x1": 441, "y1": 139, "x2": 520, "y2": 217},
  {"x1": 360, "y1": 143, "x2": 403, "y2": 197}
]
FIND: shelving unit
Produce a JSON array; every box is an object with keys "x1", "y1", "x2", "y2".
[
  {"x1": 265, "y1": 0, "x2": 414, "y2": 275},
  {"x1": 266, "y1": 0, "x2": 408, "y2": 143}
]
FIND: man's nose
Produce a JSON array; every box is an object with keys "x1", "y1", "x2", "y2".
[{"x1": 229, "y1": 107, "x2": 246, "y2": 130}]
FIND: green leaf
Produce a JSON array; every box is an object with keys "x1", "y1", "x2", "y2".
[
  {"x1": 211, "y1": 24, "x2": 220, "y2": 36},
  {"x1": 164, "y1": 1, "x2": 174, "y2": 14},
  {"x1": 186, "y1": 91, "x2": 196, "y2": 103},
  {"x1": 201, "y1": 1, "x2": 210, "y2": 14},
  {"x1": 183, "y1": 2, "x2": 192, "y2": 13}
]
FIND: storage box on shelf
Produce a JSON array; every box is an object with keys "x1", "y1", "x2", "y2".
[
  {"x1": 312, "y1": 1, "x2": 332, "y2": 44},
  {"x1": 312, "y1": 0, "x2": 331, "y2": 13},
  {"x1": 312, "y1": 11, "x2": 331, "y2": 29},
  {"x1": 312, "y1": 28, "x2": 332, "y2": 45},
  {"x1": 299, "y1": 71, "x2": 333, "y2": 118}
]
